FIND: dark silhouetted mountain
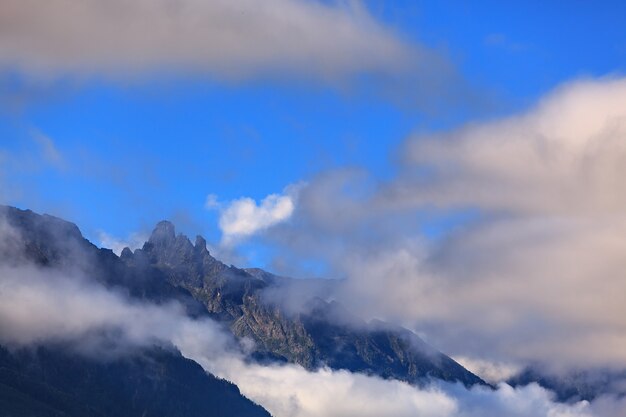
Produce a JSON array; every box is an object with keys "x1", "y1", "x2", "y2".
[{"x1": 0, "y1": 344, "x2": 270, "y2": 417}]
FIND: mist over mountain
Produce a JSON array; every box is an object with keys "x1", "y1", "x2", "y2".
[
  {"x1": 127, "y1": 217, "x2": 484, "y2": 387},
  {"x1": 2, "y1": 205, "x2": 626, "y2": 417},
  {"x1": 508, "y1": 367, "x2": 626, "y2": 403},
  {"x1": 2, "y1": 1, "x2": 626, "y2": 415},
  {"x1": 0, "y1": 205, "x2": 483, "y2": 386},
  {"x1": 0, "y1": 205, "x2": 271, "y2": 417}
]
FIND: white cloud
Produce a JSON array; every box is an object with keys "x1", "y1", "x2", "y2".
[
  {"x1": 400, "y1": 77, "x2": 626, "y2": 215},
  {"x1": 98, "y1": 231, "x2": 148, "y2": 255},
  {"x1": 174, "y1": 353, "x2": 601, "y2": 417},
  {"x1": 0, "y1": 0, "x2": 414, "y2": 82},
  {"x1": 211, "y1": 186, "x2": 299, "y2": 245}
]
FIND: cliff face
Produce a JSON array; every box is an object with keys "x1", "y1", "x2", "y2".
[{"x1": 127, "y1": 219, "x2": 485, "y2": 387}]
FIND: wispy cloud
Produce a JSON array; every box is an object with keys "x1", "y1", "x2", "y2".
[
  {"x1": 484, "y1": 33, "x2": 529, "y2": 52},
  {"x1": 454, "y1": 357, "x2": 522, "y2": 384},
  {"x1": 0, "y1": 130, "x2": 67, "y2": 201},
  {"x1": 30, "y1": 129, "x2": 65, "y2": 170},
  {"x1": 97, "y1": 231, "x2": 148, "y2": 255}
]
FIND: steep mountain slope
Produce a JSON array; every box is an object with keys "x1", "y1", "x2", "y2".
[
  {"x1": 0, "y1": 206, "x2": 271, "y2": 417},
  {"x1": 127, "y1": 219, "x2": 485, "y2": 387},
  {"x1": 0, "y1": 345, "x2": 270, "y2": 417}
]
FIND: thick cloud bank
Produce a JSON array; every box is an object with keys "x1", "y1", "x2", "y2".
[
  {"x1": 209, "y1": 362, "x2": 618, "y2": 417},
  {"x1": 259, "y1": 77, "x2": 626, "y2": 371}
]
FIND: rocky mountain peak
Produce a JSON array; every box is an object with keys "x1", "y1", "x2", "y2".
[
  {"x1": 138, "y1": 222, "x2": 224, "y2": 288},
  {"x1": 149, "y1": 220, "x2": 176, "y2": 245}
]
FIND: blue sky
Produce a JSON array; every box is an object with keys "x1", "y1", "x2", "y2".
[{"x1": 1, "y1": 0, "x2": 626, "y2": 269}]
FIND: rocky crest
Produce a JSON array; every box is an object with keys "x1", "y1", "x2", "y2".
[{"x1": 121, "y1": 220, "x2": 485, "y2": 386}]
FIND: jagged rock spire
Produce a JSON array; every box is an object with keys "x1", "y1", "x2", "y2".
[{"x1": 149, "y1": 220, "x2": 176, "y2": 245}]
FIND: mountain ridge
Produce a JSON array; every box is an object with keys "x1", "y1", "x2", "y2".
[
  {"x1": 0, "y1": 205, "x2": 272, "y2": 417},
  {"x1": 0, "y1": 205, "x2": 485, "y2": 387},
  {"x1": 123, "y1": 218, "x2": 486, "y2": 387}
]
